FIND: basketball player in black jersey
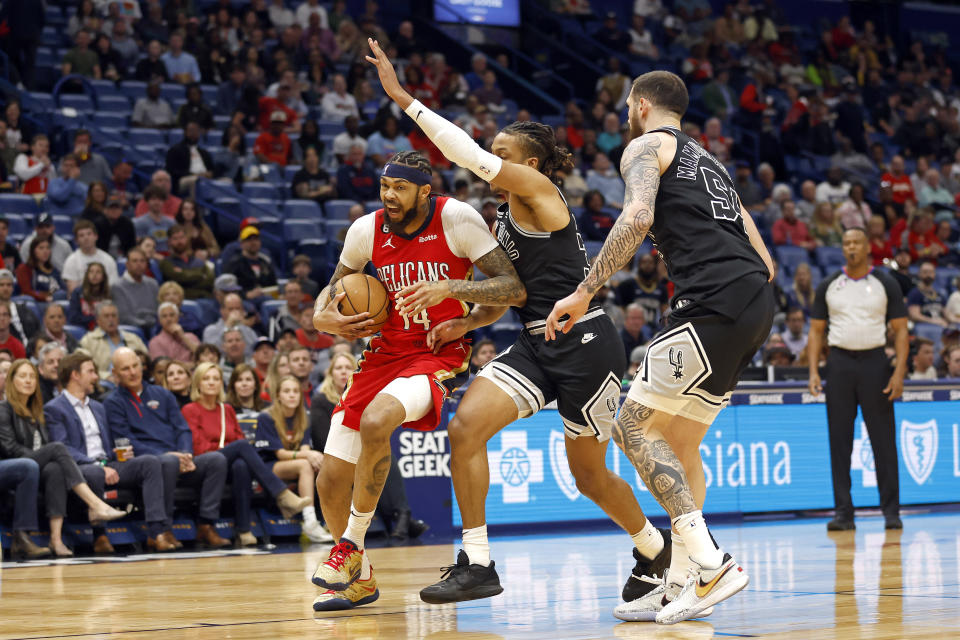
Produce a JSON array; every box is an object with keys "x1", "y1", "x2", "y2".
[
  {"x1": 366, "y1": 39, "x2": 677, "y2": 607},
  {"x1": 547, "y1": 71, "x2": 776, "y2": 624}
]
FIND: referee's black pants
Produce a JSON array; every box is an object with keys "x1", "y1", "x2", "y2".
[{"x1": 825, "y1": 347, "x2": 900, "y2": 519}]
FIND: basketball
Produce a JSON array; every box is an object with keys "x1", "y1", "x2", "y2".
[{"x1": 330, "y1": 273, "x2": 390, "y2": 332}]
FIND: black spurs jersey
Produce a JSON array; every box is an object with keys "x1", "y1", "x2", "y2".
[
  {"x1": 647, "y1": 126, "x2": 769, "y2": 318},
  {"x1": 494, "y1": 191, "x2": 597, "y2": 324}
]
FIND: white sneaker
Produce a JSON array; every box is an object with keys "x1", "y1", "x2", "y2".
[
  {"x1": 656, "y1": 553, "x2": 748, "y2": 625},
  {"x1": 614, "y1": 574, "x2": 713, "y2": 622},
  {"x1": 302, "y1": 521, "x2": 335, "y2": 543}
]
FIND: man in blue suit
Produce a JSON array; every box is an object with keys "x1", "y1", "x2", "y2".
[{"x1": 46, "y1": 352, "x2": 176, "y2": 553}]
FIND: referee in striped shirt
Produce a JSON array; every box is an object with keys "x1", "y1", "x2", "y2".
[{"x1": 807, "y1": 228, "x2": 908, "y2": 531}]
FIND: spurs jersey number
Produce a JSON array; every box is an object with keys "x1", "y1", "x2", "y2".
[
  {"x1": 700, "y1": 166, "x2": 743, "y2": 226},
  {"x1": 402, "y1": 309, "x2": 430, "y2": 331}
]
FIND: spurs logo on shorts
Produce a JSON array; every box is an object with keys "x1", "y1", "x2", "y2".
[{"x1": 669, "y1": 347, "x2": 684, "y2": 380}]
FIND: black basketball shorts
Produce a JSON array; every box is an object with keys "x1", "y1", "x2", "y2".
[
  {"x1": 478, "y1": 309, "x2": 626, "y2": 441},
  {"x1": 627, "y1": 283, "x2": 775, "y2": 423}
]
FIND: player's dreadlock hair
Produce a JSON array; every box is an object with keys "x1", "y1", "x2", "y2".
[
  {"x1": 500, "y1": 121, "x2": 574, "y2": 184},
  {"x1": 387, "y1": 150, "x2": 433, "y2": 176}
]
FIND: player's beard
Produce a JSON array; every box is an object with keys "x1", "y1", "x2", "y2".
[{"x1": 385, "y1": 201, "x2": 419, "y2": 235}]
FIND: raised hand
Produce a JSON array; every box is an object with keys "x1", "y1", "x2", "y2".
[{"x1": 365, "y1": 38, "x2": 413, "y2": 110}]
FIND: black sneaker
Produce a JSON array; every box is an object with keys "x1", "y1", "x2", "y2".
[
  {"x1": 419, "y1": 550, "x2": 504, "y2": 604},
  {"x1": 827, "y1": 518, "x2": 856, "y2": 531},
  {"x1": 885, "y1": 516, "x2": 903, "y2": 530},
  {"x1": 622, "y1": 527, "x2": 672, "y2": 602}
]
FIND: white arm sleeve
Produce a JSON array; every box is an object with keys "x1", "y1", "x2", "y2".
[
  {"x1": 441, "y1": 199, "x2": 500, "y2": 263},
  {"x1": 404, "y1": 99, "x2": 503, "y2": 183},
  {"x1": 338, "y1": 213, "x2": 375, "y2": 271},
  {"x1": 13, "y1": 155, "x2": 44, "y2": 182}
]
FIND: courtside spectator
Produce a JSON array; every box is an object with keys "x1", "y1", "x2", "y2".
[
  {"x1": 909, "y1": 338, "x2": 937, "y2": 380},
  {"x1": 586, "y1": 153, "x2": 625, "y2": 209},
  {"x1": 166, "y1": 122, "x2": 214, "y2": 197},
  {"x1": 202, "y1": 293, "x2": 259, "y2": 348},
  {"x1": 20, "y1": 214, "x2": 72, "y2": 272},
  {"x1": 113, "y1": 248, "x2": 159, "y2": 333},
  {"x1": 162, "y1": 31, "x2": 201, "y2": 84},
  {"x1": 366, "y1": 115, "x2": 412, "y2": 167},
  {"x1": 134, "y1": 187, "x2": 177, "y2": 254},
  {"x1": 106, "y1": 347, "x2": 230, "y2": 548},
  {"x1": 907, "y1": 260, "x2": 948, "y2": 328},
  {"x1": 162, "y1": 359, "x2": 193, "y2": 408},
  {"x1": 62, "y1": 220, "x2": 119, "y2": 294},
  {"x1": 295, "y1": 306, "x2": 333, "y2": 354},
  {"x1": 254, "y1": 111, "x2": 293, "y2": 166},
  {"x1": 881, "y1": 155, "x2": 916, "y2": 205},
  {"x1": 134, "y1": 171, "x2": 182, "y2": 218},
  {"x1": 61, "y1": 29, "x2": 100, "y2": 79},
  {"x1": 135, "y1": 40, "x2": 169, "y2": 82},
  {"x1": 72, "y1": 130, "x2": 112, "y2": 187},
  {"x1": 91, "y1": 197, "x2": 137, "y2": 257},
  {"x1": 290, "y1": 254, "x2": 320, "y2": 298},
  {"x1": 220, "y1": 327, "x2": 250, "y2": 380},
  {"x1": 0, "y1": 305, "x2": 27, "y2": 360},
  {"x1": 177, "y1": 84, "x2": 215, "y2": 131},
  {"x1": 224, "y1": 226, "x2": 277, "y2": 304},
  {"x1": 17, "y1": 237, "x2": 64, "y2": 302},
  {"x1": 46, "y1": 155, "x2": 87, "y2": 216},
  {"x1": 772, "y1": 200, "x2": 816, "y2": 249},
  {"x1": 68, "y1": 263, "x2": 110, "y2": 330},
  {"x1": 0, "y1": 218, "x2": 21, "y2": 269},
  {"x1": 578, "y1": 190, "x2": 617, "y2": 241},
  {"x1": 132, "y1": 79, "x2": 176, "y2": 129},
  {"x1": 0, "y1": 271, "x2": 40, "y2": 343},
  {"x1": 14, "y1": 134, "x2": 55, "y2": 197},
  {"x1": 288, "y1": 345, "x2": 317, "y2": 404},
  {"x1": 46, "y1": 352, "x2": 175, "y2": 553},
  {"x1": 332, "y1": 115, "x2": 367, "y2": 162},
  {"x1": 217, "y1": 65, "x2": 247, "y2": 116},
  {"x1": 0, "y1": 359, "x2": 126, "y2": 557},
  {"x1": 149, "y1": 302, "x2": 200, "y2": 361},
  {"x1": 336, "y1": 144, "x2": 378, "y2": 202},
  {"x1": 36, "y1": 306, "x2": 77, "y2": 354},
  {"x1": 176, "y1": 200, "x2": 220, "y2": 258},
  {"x1": 320, "y1": 74, "x2": 359, "y2": 121},
  {"x1": 0, "y1": 457, "x2": 48, "y2": 559},
  {"x1": 292, "y1": 146, "x2": 336, "y2": 203},
  {"x1": 79, "y1": 302, "x2": 148, "y2": 379},
  {"x1": 159, "y1": 225, "x2": 215, "y2": 299},
  {"x1": 782, "y1": 308, "x2": 809, "y2": 358},
  {"x1": 36, "y1": 342, "x2": 65, "y2": 403}
]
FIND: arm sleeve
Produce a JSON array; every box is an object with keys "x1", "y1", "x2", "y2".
[
  {"x1": 440, "y1": 200, "x2": 499, "y2": 262},
  {"x1": 105, "y1": 395, "x2": 157, "y2": 456},
  {"x1": 13, "y1": 155, "x2": 44, "y2": 181},
  {"x1": 879, "y1": 272, "x2": 908, "y2": 320},
  {"x1": 403, "y1": 99, "x2": 503, "y2": 183},
  {"x1": 338, "y1": 213, "x2": 375, "y2": 271},
  {"x1": 0, "y1": 404, "x2": 29, "y2": 459},
  {"x1": 810, "y1": 276, "x2": 831, "y2": 321}
]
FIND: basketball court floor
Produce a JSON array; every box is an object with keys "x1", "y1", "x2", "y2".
[{"x1": 1, "y1": 511, "x2": 958, "y2": 639}]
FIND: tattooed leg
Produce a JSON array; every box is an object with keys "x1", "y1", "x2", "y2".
[
  {"x1": 353, "y1": 393, "x2": 407, "y2": 513},
  {"x1": 612, "y1": 399, "x2": 697, "y2": 520}
]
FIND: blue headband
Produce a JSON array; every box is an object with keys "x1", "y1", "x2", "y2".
[{"x1": 382, "y1": 163, "x2": 431, "y2": 186}]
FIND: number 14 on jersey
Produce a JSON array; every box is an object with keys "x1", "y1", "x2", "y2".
[{"x1": 402, "y1": 309, "x2": 430, "y2": 330}]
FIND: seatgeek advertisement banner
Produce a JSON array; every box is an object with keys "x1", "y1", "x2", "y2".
[{"x1": 439, "y1": 397, "x2": 960, "y2": 527}]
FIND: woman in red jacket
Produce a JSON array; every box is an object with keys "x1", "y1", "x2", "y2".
[{"x1": 182, "y1": 362, "x2": 310, "y2": 546}]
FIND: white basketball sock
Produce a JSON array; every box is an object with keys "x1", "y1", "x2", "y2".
[
  {"x1": 667, "y1": 532, "x2": 695, "y2": 585},
  {"x1": 673, "y1": 510, "x2": 723, "y2": 569},
  {"x1": 462, "y1": 524, "x2": 491, "y2": 566},
  {"x1": 301, "y1": 506, "x2": 318, "y2": 526},
  {"x1": 343, "y1": 503, "x2": 375, "y2": 550},
  {"x1": 631, "y1": 519, "x2": 664, "y2": 561}
]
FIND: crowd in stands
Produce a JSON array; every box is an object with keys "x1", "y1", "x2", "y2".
[{"x1": 2, "y1": 0, "x2": 960, "y2": 552}]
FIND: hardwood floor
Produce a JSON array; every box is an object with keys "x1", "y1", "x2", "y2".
[{"x1": 1, "y1": 512, "x2": 957, "y2": 639}]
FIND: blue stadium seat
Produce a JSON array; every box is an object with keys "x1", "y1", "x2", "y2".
[
  {"x1": 52, "y1": 215, "x2": 74, "y2": 237},
  {"x1": 2, "y1": 215, "x2": 28, "y2": 236},
  {"x1": 284, "y1": 219, "x2": 324, "y2": 241},
  {"x1": 243, "y1": 183, "x2": 281, "y2": 200},
  {"x1": 325, "y1": 219, "x2": 350, "y2": 238},
  {"x1": 364, "y1": 200, "x2": 381, "y2": 212},
  {"x1": 0, "y1": 195, "x2": 41, "y2": 215},
  {"x1": 64, "y1": 325, "x2": 87, "y2": 341},
  {"x1": 41, "y1": 26, "x2": 65, "y2": 47},
  {"x1": 244, "y1": 132, "x2": 260, "y2": 150},
  {"x1": 160, "y1": 83, "x2": 186, "y2": 103},
  {"x1": 542, "y1": 114, "x2": 565, "y2": 129},
  {"x1": 283, "y1": 199, "x2": 323, "y2": 220},
  {"x1": 213, "y1": 115, "x2": 230, "y2": 129},
  {"x1": 213, "y1": 198, "x2": 242, "y2": 217},
  {"x1": 94, "y1": 112, "x2": 129, "y2": 128},
  {"x1": 936, "y1": 267, "x2": 960, "y2": 293},
  {"x1": 201, "y1": 85, "x2": 218, "y2": 109},
  {"x1": 59, "y1": 94, "x2": 94, "y2": 112},
  {"x1": 35, "y1": 47, "x2": 56, "y2": 68},
  {"x1": 318, "y1": 120, "x2": 344, "y2": 137},
  {"x1": 284, "y1": 165, "x2": 302, "y2": 181},
  {"x1": 775, "y1": 246, "x2": 811, "y2": 276},
  {"x1": 180, "y1": 300, "x2": 205, "y2": 327},
  {"x1": 90, "y1": 80, "x2": 122, "y2": 97},
  {"x1": 914, "y1": 323, "x2": 945, "y2": 353},
  {"x1": 814, "y1": 246, "x2": 845, "y2": 271},
  {"x1": 120, "y1": 325, "x2": 145, "y2": 341},
  {"x1": 246, "y1": 198, "x2": 281, "y2": 216},
  {"x1": 168, "y1": 130, "x2": 184, "y2": 146},
  {"x1": 261, "y1": 300, "x2": 285, "y2": 319},
  {"x1": 97, "y1": 95, "x2": 131, "y2": 111},
  {"x1": 324, "y1": 200, "x2": 358, "y2": 220},
  {"x1": 28, "y1": 92, "x2": 55, "y2": 112},
  {"x1": 205, "y1": 131, "x2": 222, "y2": 146},
  {"x1": 257, "y1": 216, "x2": 283, "y2": 236},
  {"x1": 584, "y1": 241, "x2": 604, "y2": 258},
  {"x1": 296, "y1": 238, "x2": 328, "y2": 265},
  {"x1": 128, "y1": 129, "x2": 167, "y2": 146},
  {"x1": 119, "y1": 81, "x2": 148, "y2": 101}
]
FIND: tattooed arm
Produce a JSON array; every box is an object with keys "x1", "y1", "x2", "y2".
[
  {"x1": 396, "y1": 246, "x2": 526, "y2": 317},
  {"x1": 544, "y1": 133, "x2": 667, "y2": 340},
  {"x1": 312, "y1": 262, "x2": 378, "y2": 339}
]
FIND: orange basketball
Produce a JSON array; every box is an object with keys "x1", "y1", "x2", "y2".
[{"x1": 330, "y1": 273, "x2": 390, "y2": 332}]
